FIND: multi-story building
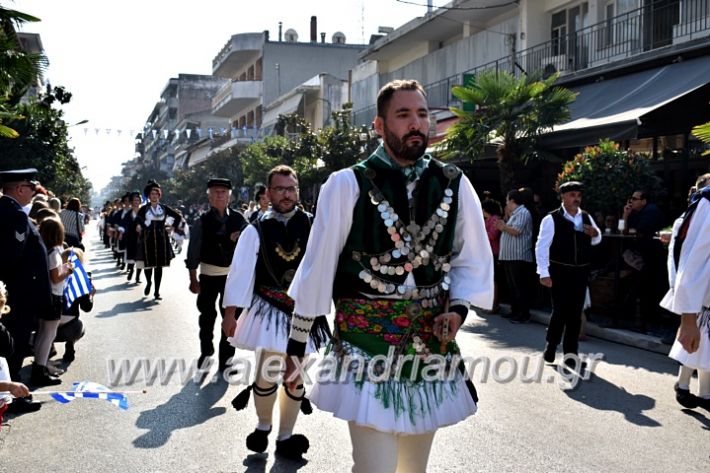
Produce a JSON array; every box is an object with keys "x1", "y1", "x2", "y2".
[
  {"x1": 16, "y1": 32, "x2": 46, "y2": 102},
  {"x1": 140, "y1": 74, "x2": 227, "y2": 173},
  {"x1": 210, "y1": 16, "x2": 366, "y2": 147},
  {"x1": 351, "y1": 0, "x2": 710, "y2": 205}
]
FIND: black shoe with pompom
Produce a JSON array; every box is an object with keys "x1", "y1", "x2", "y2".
[{"x1": 275, "y1": 434, "x2": 310, "y2": 460}]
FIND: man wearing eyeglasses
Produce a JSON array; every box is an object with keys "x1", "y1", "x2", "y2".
[
  {"x1": 221, "y1": 165, "x2": 325, "y2": 460},
  {"x1": 623, "y1": 189, "x2": 667, "y2": 329},
  {"x1": 0, "y1": 168, "x2": 52, "y2": 413}
]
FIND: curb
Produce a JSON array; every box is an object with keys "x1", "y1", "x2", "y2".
[{"x1": 528, "y1": 308, "x2": 672, "y2": 355}]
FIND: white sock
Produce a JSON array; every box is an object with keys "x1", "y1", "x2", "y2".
[{"x1": 677, "y1": 365, "x2": 693, "y2": 390}]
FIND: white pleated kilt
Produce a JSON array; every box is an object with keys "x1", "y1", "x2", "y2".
[
  {"x1": 227, "y1": 294, "x2": 318, "y2": 355},
  {"x1": 309, "y1": 342, "x2": 477, "y2": 435},
  {"x1": 669, "y1": 308, "x2": 710, "y2": 371}
]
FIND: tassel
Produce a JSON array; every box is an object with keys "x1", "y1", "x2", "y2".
[
  {"x1": 231, "y1": 385, "x2": 252, "y2": 411},
  {"x1": 300, "y1": 396, "x2": 313, "y2": 415}
]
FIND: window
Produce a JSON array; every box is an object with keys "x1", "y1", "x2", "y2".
[
  {"x1": 603, "y1": 2, "x2": 615, "y2": 47},
  {"x1": 551, "y1": 10, "x2": 567, "y2": 55}
]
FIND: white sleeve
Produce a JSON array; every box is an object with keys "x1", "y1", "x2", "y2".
[
  {"x1": 288, "y1": 169, "x2": 359, "y2": 318},
  {"x1": 661, "y1": 199, "x2": 710, "y2": 314},
  {"x1": 589, "y1": 215, "x2": 602, "y2": 246},
  {"x1": 222, "y1": 224, "x2": 260, "y2": 309},
  {"x1": 535, "y1": 215, "x2": 555, "y2": 278},
  {"x1": 449, "y1": 175, "x2": 494, "y2": 310}
]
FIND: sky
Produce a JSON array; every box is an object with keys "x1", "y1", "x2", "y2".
[{"x1": 11, "y1": 0, "x2": 426, "y2": 192}]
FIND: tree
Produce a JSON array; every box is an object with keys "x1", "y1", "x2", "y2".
[
  {"x1": 169, "y1": 149, "x2": 243, "y2": 205},
  {"x1": 691, "y1": 121, "x2": 710, "y2": 155},
  {"x1": 443, "y1": 70, "x2": 576, "y2": 193},
  {"x1": 0, "y1": 86, "x2": 92, "y2": 204},
  {"x1": 555, "y1": 140, "x2": 664, "y2": 216}
]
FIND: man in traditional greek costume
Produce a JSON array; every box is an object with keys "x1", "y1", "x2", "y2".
[
  {"x1": 222, "y1": 165, "x2": 329, "y2": 460},
  {"x1": 285, "y1": 80, "x2": 493, "y2": 472},
  {"x1": 662, "y1": 174, "x2": 710, "y2": 410}
]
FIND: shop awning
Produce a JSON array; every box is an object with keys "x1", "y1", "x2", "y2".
[
  {"x1": 261, "y1": 93, "x2": 304, "y2": 129},
  {"x1": 541, "y1": 55, "x2": 710, "y2": 148}
]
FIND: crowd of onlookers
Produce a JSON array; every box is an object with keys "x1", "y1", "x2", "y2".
[
  {"x1": 480, "y1": 185, "x2": 670, "y2": 332},
  {"x1": 1, "y1": 169, "x2": 94, "y2": 418}
]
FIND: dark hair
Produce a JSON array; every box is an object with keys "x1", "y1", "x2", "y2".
[
  {"x1": 29, "y1": 200, "x2": 48, "y2": 220},
  {"x1": 35, "y1": 208, "x2": 58, "y2": 223},
  {"x1": 39, "y1": 217, "x2": 65, "y2": 249},
  {"x1": 254, "y1": 185, "x2": 267, "y2": 201},
  {"x1": 67, "y1": 197, "x2": 82, "y2": 212},
  {"x1": 506, "y1": 189, "x2": 523, "y2": 205},
  {"x1": 376, "y1": 79, "x2": 426, "y2": 118},
  {"x1": 482, "y1": 199, "x2": 502, "y2": 217},
  {"x1": 266, "y1": 165, "x2": 297, "y2": 188},
  {"x1": 633, "y1": 190, "x2": 647, "y2": 200}
]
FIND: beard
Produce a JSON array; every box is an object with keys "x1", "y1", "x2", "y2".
[
  {"x1": 273, "y1": 198, "x2": 296, "y2": 214},
  {"x1": 383, "y1": 126, "x2": 428, "y2": 164}
]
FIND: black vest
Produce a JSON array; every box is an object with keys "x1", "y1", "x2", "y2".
[
  {"x1": 199, "y1": 208, "x2": 247, "y2": 267},
  {"x1": 253, "y1": 209, "x2": 312, "y2": 289},
  {"x1": 549, "y1": 208, "x2": 592, "y2": 267}
]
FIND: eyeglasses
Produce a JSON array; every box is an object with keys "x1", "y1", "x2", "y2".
[
  {"x1": 270, "y1": 186, "x2": 299, "y2": 195},
  {"x1": 19, "y1": 183, "x2": 36, "y2": 192}
]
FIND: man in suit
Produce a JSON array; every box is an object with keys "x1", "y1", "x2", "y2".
[{"x1": 0, "y1": 168, "x2": 52, "y2": 413}]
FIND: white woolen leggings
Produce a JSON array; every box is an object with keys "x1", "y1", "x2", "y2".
[
  {"x1": 678, "y1": 365, "x2": 710, "y2": 399},
  {"x1": 35, "y1": 319, "x2": 60, "y2": 366},
  {"x1": 253, "y1": 350, "x2": 305, "y2": 440},
  {"x1": 349, "y1": 422, "x2": 436, "y2": 473}
]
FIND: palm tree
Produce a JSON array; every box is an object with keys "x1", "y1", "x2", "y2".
[
  {"x1": 691, "y1": 121, "x2": 710, "y2": 155},
  {"x1": 443, "y1": 70, "x2": 576, "y2": 193},
  {"x1": 0, "y1": 5, "x2": 47, "y2": 103}
]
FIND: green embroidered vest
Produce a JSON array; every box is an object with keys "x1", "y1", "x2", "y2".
[{"x1": 333, "y1": 153, "x2": 462, "y2": 304}]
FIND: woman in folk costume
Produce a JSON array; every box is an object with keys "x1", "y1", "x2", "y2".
[
  {"x1": 136, "y1": 181, "x2": 182, "y2": 300},
  {"x1": 119, "y1": 191, "x2": 143, "y2": 284},
  {"x1": 662, "y1": 174, "x2": 710, "y2": 410}
]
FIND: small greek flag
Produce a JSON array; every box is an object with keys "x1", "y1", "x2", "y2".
[
  {"x1": 63, "y1": 249, "x2": 92, "y2": 309},
  {"x1": 141, "y1": 193, "x2": 149, "y2": 206},
  {"x1": 50, "y1": 381, "x2": 129, "y2": 410}
]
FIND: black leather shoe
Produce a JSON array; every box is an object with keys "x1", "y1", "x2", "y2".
[
  {"x1": 30, "y1": 363, "x2": 61, "y2": 387},
  {"x1": 674, "y1": 382, "x2": 700, "y2": 409},
  {"x1": 543, "y1": 344, "x2": 556, "y2": 363},
  {"x1": 246, "y1": 427, "x2": 271, "y2": 453},
  {"x1": 144, "y1": 282, "x2": 152, "y2": 296},
  {"x1": 6, "y1": 396, "x2": 41, "y2": 414},
  {"x1": 510, "y1": 315, "x2": 531, "y2": 324},
  {"x1": 154, "y1": 293, "x2": 162, "y2": 300},
  {"x1": 275, "y1": 434, "x2": 310, "y2": 459}
]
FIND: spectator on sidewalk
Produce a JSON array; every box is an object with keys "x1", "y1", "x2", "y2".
[
  {"x1": 0, "y1": 281, "x2": 32, "y2": 421},
  {"x1": 60, "y1": 197, "x2": 86, "y2": 251},
  {"x1": 497, "y1": 189, "x2": 534, "y2": 323},
  {"x1": 0, "y1": 168, "x2": 51, "y2": 412},
  {"x1": 536, "y1": 181, "x2": 602, "y2": 371},
  {"x1": 482, "y1": 198, "x2": 503, "y2": 314},
  {"x1": 35, "y1": 217, "x2": 73, "y2": 386},
  {"x1": 622, "y1": 189, "x2": 667, "y2": 329},
  {"x1": 56, "y1": 248, "x2": 94, "y2": 364}
]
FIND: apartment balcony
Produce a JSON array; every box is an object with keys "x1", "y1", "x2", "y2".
[
  {"x1": 212, "y1": 33, "x2": 264, "y2": 78},
  {"x1": 211, "y1": 80, "x2": 263, "y2": 118}
]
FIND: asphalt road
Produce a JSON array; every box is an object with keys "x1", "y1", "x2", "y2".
[{"x1": 1, "y1": 229, "x2": 708, "y2": 473}]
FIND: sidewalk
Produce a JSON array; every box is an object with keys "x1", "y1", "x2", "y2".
[{"x1": 526, "y1": 307, "x2": 673, "y2": 355}]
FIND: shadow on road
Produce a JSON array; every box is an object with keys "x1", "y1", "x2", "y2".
[
  {"x1": 681, "y1": 408, "x2": 710, "y2": 432},
  {"x1": 95, "y1": 300, "x2": 155, "y2": 318},
  {"x1": 563, "y1": 372, "x2": 661, "y2": 427},
  {"x1": 132, "y1": 378, "x2": 228, "y2": 448},
  {"x1": 242, "y1": 452, "x2": 308, "y2": 473},
  {"x1": 464, "y1": 314, "x2": 678, "y2": 377}
]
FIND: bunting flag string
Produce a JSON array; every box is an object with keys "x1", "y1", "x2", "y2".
[{"x1": 73, "y1": 125, "x2": 262, "y2": 141}]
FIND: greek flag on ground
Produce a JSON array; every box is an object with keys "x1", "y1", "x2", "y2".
[
  {"x1": 64, "y1": 249, "x2": 92, "y2": 309},
  {"x1": 50, "y1": 381, "x2": 129, "y2": 410}
]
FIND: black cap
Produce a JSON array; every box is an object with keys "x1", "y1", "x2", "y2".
[
  {"x1": 207, "y1": 178, "x2": 232, "y2": 190},
  {"x1": 559, "y1": 181, "x2": 584, "y2": 194},
  {"x1": 0, "y1": 168, "x2": 38, "y2": 185},
  {"x1": 143, "y1": 180, "x2": 161, "y2": 197}
]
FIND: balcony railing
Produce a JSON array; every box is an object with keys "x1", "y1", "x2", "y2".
[{"x1": 355, "y1": 0, "x2": 710, "y2": 115}]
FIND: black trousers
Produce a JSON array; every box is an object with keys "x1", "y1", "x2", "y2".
[
  {"x1": 197, "y1": 274, "x2": 234, "y2": 366},
  {"x1": 502, "y1": 260, "x2": 534, "y2": 318},
  {"x1": 546, "y1": 264, "x2": 589, "y2": 355}
]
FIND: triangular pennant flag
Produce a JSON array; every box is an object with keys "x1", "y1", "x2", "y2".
[
  {"x1": 208, "y1": 128, "x2": 213, "y2": 139},
  {"x1": 116, "y1": 129, "x2": 122, "y2": 137},
  {"x1": 94, "y1": 128, "x2": 100, "y2": 136},
  {"x1": 151, "y1": 130, "x2": 157, "y2": 139},
  {"x1": 186, "y1": 129, "x2": 192, "y2": 139},
  {"x1": 163, "y1": 130, "x2": 169, "y2": 139},
  {"x1": 196, "y1": 128, "x2": 203, "y2": 138},
  {"x1": 105, "y1": 128, "x2": 111, "y2": 135},
  {"x1": 83, "y1": 128, "x2": 89, "y2": 135}
]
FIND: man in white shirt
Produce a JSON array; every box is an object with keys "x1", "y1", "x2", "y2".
[{"x1": 535, "y1": 181, "x2": 601, "y2": 370}]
